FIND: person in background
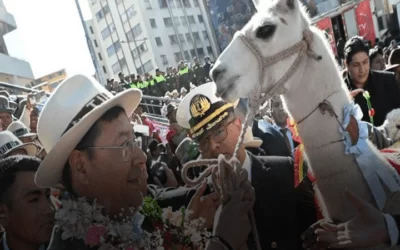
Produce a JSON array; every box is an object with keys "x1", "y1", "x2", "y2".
[
  {"x1": 0, "y1": 97, "x2": 14, "y2": 131},
  {"x1": 166, "y1": 103, "x2": 188, "y2": 154},
  {"x1": 118, "y1": 72, "x2": 130, "y2": 90},
  {"x1": 192, "y1": 57, "x2": 206, "y2": 85},
  {"x1": 369, "y1": 47, "x2": 385, "y2": 71},
  {"x1": 336, "y1": 38, "x2": 345, "y2": 67},
  {"x1": 386, "y1": 48, "x2": 400, "y2": 89},
  {"x1": 177, "y1": 82, "x2": 317, "y2": 250},
  {"x1": 7, "y1": 120, "x2": 38, "y2": 144},
  {"x1": 0, "y1": 131, "x2": 39, "y2": 159},
  {"x1": 203, "y1": 56, "x2": 213, "y2": 81},
  {"x1": 134, "y1": 105, "x2": 162, "y2": 142},
  {"x1": 270, "y1": 96, "x2": 297, "y2": 155},
  {"x1": 180, "y1": 87, "x2": 188, "y2": 99},
  {"x1": 0, "y1": 156, "x2": 55, "y2": 250},
  {"x1": 343, "y1": 36, "x2": 400, "y2": 126}
]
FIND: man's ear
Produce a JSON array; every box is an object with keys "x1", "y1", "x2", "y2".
[
  {"x1": 68, "y1": 150, "x2": 90, "y2": 185},
  {"x1": 0, "y1": 203, "x2": 9, "y2": 228}
]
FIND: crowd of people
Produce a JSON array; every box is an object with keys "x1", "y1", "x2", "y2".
[
  {"x1": 105, "y1": 56, "x2": 213, "y2": 98},
  {"x1": 0, "y1": 34, "x2": 399, "y2": 250}
]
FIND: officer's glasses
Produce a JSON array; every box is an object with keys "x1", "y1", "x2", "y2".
[
  {"x1": 87, "y1": 138, "x2": 141, "y2": 162},
  {"x1": 198, "y1": 119, "x2": 236, "y2": 153}
]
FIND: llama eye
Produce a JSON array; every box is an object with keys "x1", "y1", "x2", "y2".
[
  {"x1": 396, "y1": 124, "x2": 400, "y2": 129},
  {"x1": 256, "y1": 24, "x2": 276, "y2": 39}
]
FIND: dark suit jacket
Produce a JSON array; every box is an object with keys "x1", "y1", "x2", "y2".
[
  {"x1": 252, "y1": 119, "x2": 292, "y2": 157},
  {"x1": 344, "y1": 70, "x2": 400, "y2": 126},
  {"x1": 394, "y1": 215, "x2": 400, "y2": 245},
  {"x1": 248, "y1": 154, "x2": 317, "y2": 250}
]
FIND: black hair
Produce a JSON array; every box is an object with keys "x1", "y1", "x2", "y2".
[
  {"x1": 0, "y1": 156, "x2": 41, "y2": 207},
  {"x1": 369, "y1": 47, "x2": 383, "y2": 62},
  {"x1": 344, "y1": 36, "x2": 369, "y2": 65},
  {"x1": 62, "y1": 106, "x2": 126, "y2": 195}
]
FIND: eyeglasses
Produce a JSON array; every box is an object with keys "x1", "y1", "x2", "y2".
[
  {"x1": 198, "y1": 119, "x2": 236, "y2": 153},
  {"x1": 87, "y1": 138, "x2": 141, "y2": 162}
]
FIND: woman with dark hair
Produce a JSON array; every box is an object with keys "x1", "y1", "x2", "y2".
[{"x1": 369, "y1": 47, "x2": 385, "y2": 71}]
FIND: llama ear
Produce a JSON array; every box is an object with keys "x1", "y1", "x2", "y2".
[{"x1": 252, "y1": 0, "x2": 261, "y2": 11}]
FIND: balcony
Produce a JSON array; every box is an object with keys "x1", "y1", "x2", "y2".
[
  {"x1": 0, "y1": 7, "x2": 16, "y2": 34},
  {"x1": 0, "y1": 53, "x2": 34, "y2": 80}
]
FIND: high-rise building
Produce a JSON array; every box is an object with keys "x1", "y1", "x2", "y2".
[
  {"x1": 0, "y1": 0, "x2": 34, "y2": 86},
  {"x1": 86, "y1": 0, "x2": 219, "y2": 79}
]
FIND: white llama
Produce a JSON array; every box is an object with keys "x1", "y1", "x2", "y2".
[{"x1": 210, "y1": 0, "x2": 400, "y2": 246}]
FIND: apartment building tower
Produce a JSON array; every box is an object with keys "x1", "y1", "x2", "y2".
[
  {"x1": 86, "y1": 0, "x2": 219, "y2": 80},
  {"x1": 0, "y1": 0, "x2": 34, "y2": 86}
]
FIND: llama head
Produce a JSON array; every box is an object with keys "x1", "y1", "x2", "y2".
[
  {"x1": 211, "y1": 0, "x2": 310, "y2": 103},
  {"x1": 381, "y1": 108, "x2": 400, "y2": 143}
]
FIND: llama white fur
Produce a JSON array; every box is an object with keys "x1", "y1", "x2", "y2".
[
  {"x1": 211, "y1": 0, "x2": 400, "y2": 248},
  {"x1": 379, "y1": 109, "x2": 400, "y2": 143}
]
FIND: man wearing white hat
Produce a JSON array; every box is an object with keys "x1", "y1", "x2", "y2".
[
  {"x1": 0, "y1": 97, "x2": 15, "y2": 131},
  {"x1": 177, "y1": 82, "x2": 317, "y2": 250},
  {"x1": 0, "y1": 131, "x2": 39, "y2": 158},
  {"x1": 36, "y1": 75, "x2": 226, "y2": 249},
  {"x1": 7, "y1": 120, "x2": 37, "y2": 143}
]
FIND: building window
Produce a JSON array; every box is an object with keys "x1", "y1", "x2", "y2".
[
  {"x1": 190, "y1": 49, "x2": 196, "y2": 57},
  {"x1": 96, "y1": 5, "x2": 110, "y2": 22},
  {"x1": 176, "y1": 0, "x2": 182, "y2": 8},
  {"x1": 187, "y1": 15, "x2": 196, "y2": 24},
  {"x1": 180, "y1": 16, "x2": 187, "y2": 26},
  {"x1": 90, "y1": 26, "x2": 94, "y2": 34},
  {"x1": 98, "y1": 53, "x2": 103, "y2": 61},
  {"x1": 94, "y1": 39, "x2": 98, "y2": 47},
  {"x1": 163, "y1": 17, "x2": 173, "y2": 27},
  {"x1": 132, "y1": 42, "x2": 148, "y2": 59},
  {"x1": 198, "y1": 15, "x2": 203, "y2": 23},
  {"x1": 179, "y1": 34, "x2": 185, "y2": 44},
  {"x1": 101, "y1": 23, "x2": 116, "y2": 40},
  {"x1": 107, "y1": 41, "x2": 121, "y2": 57},
  {"x1": 193, "y1": 0, "x2": 199, "y2": 6},
  {"x1": 183, "y1": 0, "x2": 191, "y2": 7},
  {"x1": 144, "y1": 60, "x2": 154, "y2": 72},
  {"x1": 207, "y1": 46, "x2": 213, "y2": 55},
  {"x1": 121, "y1": 5, "x2": 137, "y2": 23},
  {"x1": 184, "y1": 50, "x2": 190, "y2": 60},
  {"x1": 169, "y1": 35, "x2": 178, "y2": 45},
  {"x1": 174, "y1": 52, "x2": 183, "y2": 62},
  {"x1": 185, "y1": 33, "x2": 192, "y2": 43},
  {"x1": 174, "y1": 17, "x2": 180, "y2": 26},
  {"x1": 155, "y1": 37, "x2": 163, "y2": 46},
  {"x1": 116, "y1": 0, "x2": 124, "y2": 5},
  {"x1": 103, "y1": 66, "x2": 107, "y2": 73},
  {"x1": 161, "y1": 55, "x2": 168, "y2": 65},
  {"x1": 126, "y1": 24, "x2": 142, "y2": 41},
  {"x1": 193, "y1": 32, "x2": 200, "y2": 41},
  {"x1": 158, "y1": 0, "x2": 168, "y2": 8},
  {"x1": 112, "y1": 62, "x2": 121, "y2": 74},
  {"x1": 150, "y1": 19, "x2": 157, "y2": 28},
  {"x1": 144, "y1": 0, "x2": 152, "y2": 9},
  {"x1": 197, "y1": 47, "x2": 205, "y2": 57},
  {"x1": 202, "y1": 31, "x2": 208, "y2": 40}
]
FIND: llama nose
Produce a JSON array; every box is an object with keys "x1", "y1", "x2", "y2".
[{"x1": 211, "y1": 67, "x2": 225, "y2": 82}]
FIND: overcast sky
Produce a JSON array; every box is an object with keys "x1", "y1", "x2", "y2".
[{"x1": 3, "y1": 0, "x2": 95, "y2": 79}]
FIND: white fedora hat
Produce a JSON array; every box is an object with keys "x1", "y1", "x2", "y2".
[
  {"x1": 7, "y1": 120, "x2": 37, "y2": 139},
  {"x1": 35, "y1": 74, "x2": 142, "y2": 188},
  {"x1": 0, "y1": 131, "x2": 39, "y2": 158}
]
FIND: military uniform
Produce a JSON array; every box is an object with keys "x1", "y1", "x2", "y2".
[{"x1": 177, "y1": 82, "x2": 317, "y2": 250}]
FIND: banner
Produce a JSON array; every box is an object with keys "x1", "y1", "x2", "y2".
[
  {"x1": 355, "y1": 0, "x2": 376, "y2": 46},
  {"x1": 315, "y1": 18, "x2": 337, "y2": 56},
  {"x1": 152, "y1": 121, "x2": 169, "y2": 144}
]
